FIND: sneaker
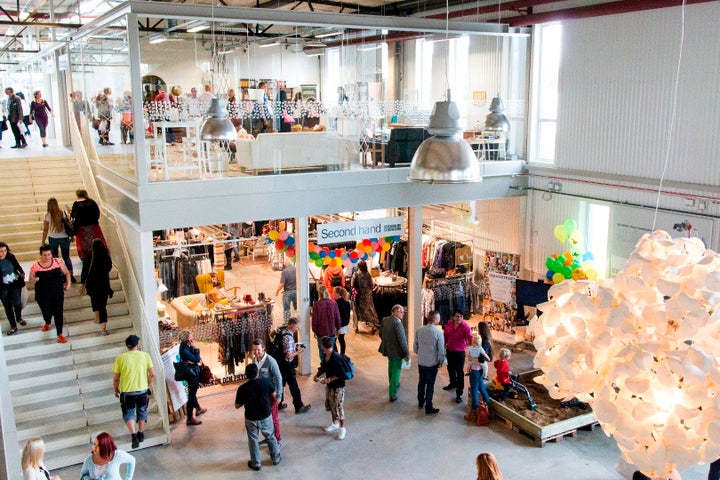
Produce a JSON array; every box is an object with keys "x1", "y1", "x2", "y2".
[
  {"x1": 41, "y1": 324, "x2": 51, "y2": 332},
  {"x1": 131, "y1": 435, "x2": 139, "y2": 449},
  {"x1": 273, "y1": 456, "x2": 282, "y2": 466},
  {"x1": 57, "y1": 335, "x2": 68, "y2": 343},
  {"x1": 337, "y1": 427, "x2": 346, "y2": 440},
  {"x1": 18, "y1": 319, "x2": 27, "y2": 326},
  {"x1": 295, "y1": 405, "x2": 311, "y2": 414},
  {"x1": 247, "y1": 461, "x2": 261, "y2": 472},
  {"x1": 137, "y1": 431, "x2": 144, "y2": 442},
  {"x1": 7, "y1": 328, "x2": 18, "y2": 336},
  {"x1": 278, "y1": 402, "x2": 288, "y2": 410},
  {"x1": 426, "y1": 408, "x2": 440, "y2": 415},
  {"x1": 442, "y1": 384, "x2": 455, "y2": 391},
  {"x1": 455, "y1": 396, "x2": 463, "y2": 404},
  {"x1": 324, "y1": 423, "x2": 339, "y2": 433}
]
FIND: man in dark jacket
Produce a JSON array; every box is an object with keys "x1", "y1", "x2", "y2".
[
  {"x1": 378, "y1": 304, "x2": 410, "y2": 402},
  {"x1": 235, "y1": 363, "x2": 281, "y2": 471},
  {"x1": 5, "y1": 87, "x2": 26, "y2": 148}
]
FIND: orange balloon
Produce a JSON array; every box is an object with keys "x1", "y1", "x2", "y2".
[{"x1": 551, "y1": 253, "x2": 558, "y2": 259}]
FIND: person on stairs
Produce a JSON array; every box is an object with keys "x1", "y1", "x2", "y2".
[
  {"x1": 112, "y1": 335, "x2": 155, "y2": 449},
  {"x1": 28, "y1": 244, "x2": 71, "y2": 343},
  {"x1": 42, "y1": 198, "x2": 75, "y2": 283},
  {"x1": 80, "y1": 239, "x2": 113, "y2": 335},
  {"x1": 179, "y1": 329, "x2": 208, "y2": 426},
  {"x1": 0, "y1": 242, "x2": 27, "y2": 335}
]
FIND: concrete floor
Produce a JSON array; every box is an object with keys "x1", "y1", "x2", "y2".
[{"x1": 52, "y1": 227, "x2": 710, "y2": 480}]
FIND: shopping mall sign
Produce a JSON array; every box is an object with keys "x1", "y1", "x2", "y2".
[{"x1": 317, "y1": 217, "x2": 404, "y2": 245}]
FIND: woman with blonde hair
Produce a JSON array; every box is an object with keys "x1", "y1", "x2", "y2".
[
  {"x1": 178, "y1": 329, "x2": 207, "y2": 426},
  {"x1": 22, "y1": 437, "x2": 61, "y2": 480},
  {"x1": 476, "y1": 452, "x2": 503, "y2": 480},
  {"x1": 42, "y1": 197, "x2": 75, "y2": 283}
]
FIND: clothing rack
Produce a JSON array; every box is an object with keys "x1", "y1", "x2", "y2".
[{"x1": 421, "y1": 272, "x2": 479, "y2": 324}]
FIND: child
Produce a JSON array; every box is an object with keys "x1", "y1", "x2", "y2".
[
  {"x1": 468, "y1": 335, "x2": 491, "y2": 411},
  {"x1": 493, "y1": 348, "x2": 512, "y2": 401}
]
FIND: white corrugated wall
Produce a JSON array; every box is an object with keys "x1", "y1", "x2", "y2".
[{"x1": 554, "y1": 2, "x2": 720, "y2": 185}]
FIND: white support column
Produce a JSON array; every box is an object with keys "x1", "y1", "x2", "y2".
[
  {"x1": 295, "y1": 216, "x2": 312, "y2": 375},
  {"x1": 407, "y1": 206, "x2": 423, "y2": 347}
]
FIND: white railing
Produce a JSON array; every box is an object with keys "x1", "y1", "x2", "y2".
[{"x1": 67, "y1": 104, "x2": 170, "y2": 438}]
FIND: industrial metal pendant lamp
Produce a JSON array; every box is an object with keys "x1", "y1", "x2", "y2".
[
  {"x1": 200, "y1": 98, "x2": 237, "y2": 141},
  {"x1": 408, "y1": 89, "x2": 481, "y2": 183},
  {"x1": 483, "y1": 95, "x2": 510, "y2": 133}
]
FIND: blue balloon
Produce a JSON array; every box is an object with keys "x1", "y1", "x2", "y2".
[
  {"x1": 546, "y1": 270, "x2": 554, "y2": 280},
  {"x1": 362, "y1": 253, "x2": 369, "y2": 260},
  {"x1": 319, "y1": 250, "x2": 327, "y2": 258},
  {"x1": 285, "y1": 236, "x2": 295, "y2": 247},
  {"x1": 393, "y1": 235, "x2": 401, "y2": 242},
  {"x1": 582, "y1": 252, "x2": 594, "y2": 262},
  {"x1": 329, "y1": 251, "x2": 336, "y2": 258},
  {"x1": 351, "y1": 257, "x2": 359, "y2": 263}
]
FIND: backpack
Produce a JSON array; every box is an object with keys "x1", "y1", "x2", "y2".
[
  {"x1": 338, "y1": 353, "x2": 354, "y2": 380},
  {"x1": 330, "y1": 272, "x2": 343, "y2": 287},
  {"x1": 267, "y1": 327, "x2": 289, "y2": 362}
]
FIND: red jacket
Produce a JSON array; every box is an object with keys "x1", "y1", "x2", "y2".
[{"x1": 494, "y1": 359, "x2": 510, "y2": 385}]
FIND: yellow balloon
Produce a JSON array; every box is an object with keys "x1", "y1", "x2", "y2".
[
  {"x1": 585, "y1": 268, "x2": 598, "y2": 280},
  {"x1": 553, "y1": 225, "x2": 567, "y2": 243},
  {"x1": 552, "y1": 273, "x2": 565, "y2": 284},
  {"x1": 382, "y1": 243, "x2": 391, "y2": 252},
  {"x1": 582, "y1": 260, "x2": 594, "y2": 270},
  {"x1": 569, "y1": 230, "x2": 583, "y2": 245},
  {"x1": 268, "y1": 230, "x2": 279, "y2": 241},
  {"x1": 323, "y1": 257, "x2": 331, "y2": 265}
]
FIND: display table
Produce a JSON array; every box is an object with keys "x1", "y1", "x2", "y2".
[{"x1": 170, "y1": 293, "x2": 272, "y2": 329}]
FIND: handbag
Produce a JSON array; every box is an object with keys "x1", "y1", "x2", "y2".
[
  {"x1": 199, "y1": 364, "x2": 213, "y2": 385},
  {"x1": 61, "y1": 212, "x2": 75, "y2": 237},
  {"x1": 0, "y1": 119, "x2": 7, "y2": 131},
  {"x1": 173, "y1": 361, "x2": 197, "y2": 382},
  {"x1": 92, "y1": 118, "x2": 101, "y2": 130},
  {"x1": 282, "y1": 110, "x2": 295, "y2": 125}
]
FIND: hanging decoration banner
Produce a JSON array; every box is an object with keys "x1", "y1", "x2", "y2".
[{"x1": 317, "y1": 216, "x2": 404, "y2": 245}]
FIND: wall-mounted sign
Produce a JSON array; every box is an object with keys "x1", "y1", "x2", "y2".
[{"x1": 317, "y1": 216, "x2": 404, "y2": 245}]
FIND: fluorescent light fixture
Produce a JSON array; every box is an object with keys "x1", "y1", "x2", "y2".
[
  {"x1": 187, "y1": 23, "x2": 209, "y2": 33},
  {"x1": 258, "y1": 39, "x2": 280, "y2": 48},
  {"x1": 315, "y1": 29, "x2": 344, "y2": 39},
  {"x1": 304, "y1": 40, "x2": 326, "y2": 48},
  {"x1": 425, "y1": 33, "x2": 462, "y2": 43},
  {"x1": 358, "y1": 43, "x2": 383, "y2": 52},
  {"x1": 218, "y1": 46, "x2": 236, "y2": 55},
  {"x1": 149, "y1": 34, "x2": 167, "y2": 44},
  {"x1": 305, "y1": 49, "x2": 324, "y2": 57}
]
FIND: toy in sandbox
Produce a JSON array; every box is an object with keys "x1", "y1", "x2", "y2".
[{"x1": 489, "y1": 374, "x2": 538, "y2": 411}]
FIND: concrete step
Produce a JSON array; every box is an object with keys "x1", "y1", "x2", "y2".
[
  {"x1": 11, "y1": 378, "x2": 81, "y2": 406},
  {"x1": 26, "y1": 277, "x2": 121, "y2": 303},
  {"x1": 16, "y1": 410, "x2": 87, "y2": 441},
  {"x1": 82, "y1": 388, "x2": 119, "y2": 410},
  {"x1": 14, "y1": 394, "x2": 85, "y2": 424},
  {"x1": 4, "y1": 339, "x2": 70, "y2": 361},
  {"x1": 78, "y1": 371, "x2": 117, "y2": 396},
  {"x1": 39, "y1": 425, "x2": 92, "y2": 454},
  {"x1": 70, "y1": 327, "x2": 134, "y2": 351},
  {"x1": 73, "y1": 344, "x2": 127, "y2": 366},
  {"x1": 9, "y1": 363, "x2": 78, "y2": 391},
  {"x1": 19, "y1": 301, "x2": 130, "y2": 327},
  {"x1": 6, "y1": 348, "x2": 74, "y2": 374},
  {"x1": 22, "y1": 290, "x2": 127, "y2": 317}
]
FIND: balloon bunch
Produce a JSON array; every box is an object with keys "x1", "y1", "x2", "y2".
[
  {"x1": 265, "y1": 229, "x2": 401, "y2": 268},
  {"x1": 307, "y1": 236, "x2": 400, "y2": 268},
  {"x1": 545, "y1": 218, "x2": 597, "y2": 284},
  {"x1": 267, "y1": 229, "x2": 297, "y2": 262}
]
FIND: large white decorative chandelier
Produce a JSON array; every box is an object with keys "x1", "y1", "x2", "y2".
[{"x1": 531, "y1": 230, "x2": 720, "y2": 479}]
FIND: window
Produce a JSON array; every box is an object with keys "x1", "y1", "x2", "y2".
[{"x1": 529, "y1": 22, "x2": 562, "y2": 163}]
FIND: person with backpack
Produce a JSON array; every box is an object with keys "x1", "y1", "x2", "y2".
[
  {"x1": 277, "y1": 318, "x2": 311, "y2": 415},
  {"x1": 311, "y1": 286, "x2": 341, "y2": 361},
  {"x1": 323, "y1": 264, "x2": 345, "y2": 292},
  {"x1": 313, "y1": 336, "x2": 347, "y2": 440}
]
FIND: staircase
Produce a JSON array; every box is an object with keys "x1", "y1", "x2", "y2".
[{"x1": 0, "y1": 155, "x2": 165, "y2": 469}]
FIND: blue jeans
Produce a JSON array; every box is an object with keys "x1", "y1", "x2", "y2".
[
  {"x1": 245, "y1": 415, "x2": 280, "y2": 468},
  {"x1": 417, "y1": 364, "x2": 439, "y2": 411},
  {"x1": 48, "y1": 236, "x2": 73, "y2": 275},
  {"x1": 282, "y1": 289, "x2": 297, "y2": 319},
  {"x1": 469, "y1": 369, "x2": 490, "y2": 410}
]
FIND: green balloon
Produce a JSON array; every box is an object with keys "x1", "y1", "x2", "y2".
[
  {"x1": 315, "y1": 259, "x2": 324, "y2": 267},
  {"x1": 309, "y1": 252, "x2": 319, "y2": 260},
  {"x1": 563, "y1": 218, "x2": 577, "y2": 236},
  {"x1": 550, "y1": 259, "x2": 563, "y2": 272},
  {"x1": 562, "y1": 265, "x2": 573, "y2": 278}
]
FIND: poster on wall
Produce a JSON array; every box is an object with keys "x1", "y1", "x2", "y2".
[
  {"x1": 611, "y1": 205, "x2": 716, "y2": 275},
  {"x1": 479, "y1": 251, "x2": 520, "y2": 340},
  {"x1": 162, "y1": 344, "x2": 188, "y2": 411}
]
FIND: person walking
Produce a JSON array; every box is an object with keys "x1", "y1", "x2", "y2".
[
  {"x1": 234, "y1": 363, "x2": 281, "y2": 471},
  {"x1": 311, "y1": 286, "x2": 341, "y2": 361},
  {"x1": 178, "y1": 329, "x2": 208, "y2": 426},
  {"x1": 414, "y1": 310, "x2": 445, "y2": 415},
  {"x1": 477, "y1": 320, "x2": 494, "y2": 363},
  {"x1": 313, "y1": 336, "x2": 347, "y2": 440},
  {"x1": 28, "y1": 244, "x2": 71, "y2": 343},
  {"x1": 275, "y1": 258, "x2": 297, "y2": 322},
  {"x1": 21, "y1": 437, "x2": 60, "y2": 480},
  {"x1": 333, "y1": 286, "x2": 351, "y2": 355},
  {"x1": 71, "y1": 189, "x2": 107, "y2": 262},
  {"x1": 0, "y1": 242, "x2": 27, "y2": 335},
  {"x1": 278, "y1": 317, "x2": 311, "y2": 414},
  {"x1": 251, "y1": 339, "x2": 283, "y2": 445},
  {"x1": 42, "y1": 198, "x2": 75, "y2": 283},
  {"x1": 95, "y1": 90, "x2": 114, "y2": 145},
  {"x1": 378, "y1": 304, "x2": 409, "y2": 402},
  {"x1": 80, "y1": 239, "x2": 113, "y2": 335},
  {"x1": 30, "y1": 90, "x2": 53, "y2": 147},
  {"x1": 350, "y1": 260, "x2": 379, "y2": 333},
  {"x1": 5, "y1": 87, "x2": 27, "y2": 148},
  {"x1": 80, "y1": 432, "x2": 135, "y2": 480},
  {"x1": 112, "y1": 335, "x2": 155, "y2": 449},
  {"x1": 475, "y1": 452, "x2": 504, "y2": 480},
  {"x1": 443, "y1": 310, "x2": 474, "y2": 403}
]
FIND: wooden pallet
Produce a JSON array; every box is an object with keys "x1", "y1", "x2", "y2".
[{"x1": 492, "y1": 407, "x2": 598, "y2": 447}]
